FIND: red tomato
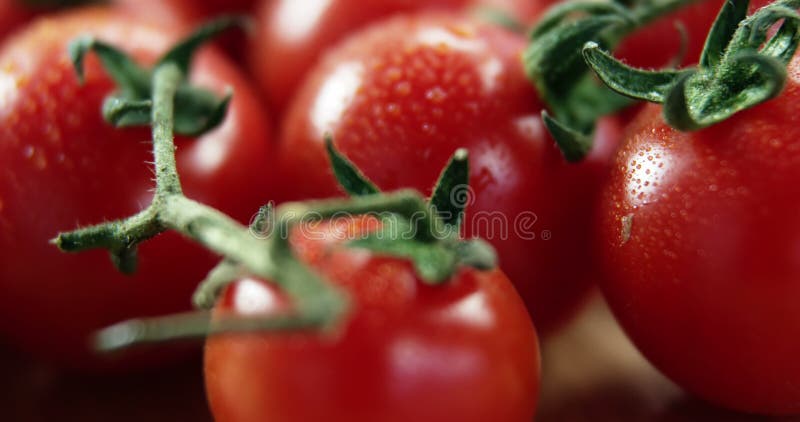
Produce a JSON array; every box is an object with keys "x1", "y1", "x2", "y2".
[
  {"x1": 615, "y1": 0, "x2": 772, "y2": 69},
  {"x1": 0, "y1": 8, "x2": 273, "y2": 371},
  {"x1": 275, "y1": 13, "x2": 621, "y2": 333},
  {"x1": 0, "y1": 0, "x2": 34, "y2": 42},
  {"x1": 115, "y1": 0, "x2": 258, "y2": 24},
  {"x1": 250, "y1": 0, "x2": 465, "y2": 114},
  {"x1": 596, "y1": 53, "x2": 800, "y2": 414},
  {"x1": 248, "y1": 0, "x2": 554, "y2": 114},
  {"x1": 205, "y1": 215, "x2": 540, "y2": 422}
]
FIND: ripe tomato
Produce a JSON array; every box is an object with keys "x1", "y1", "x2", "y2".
[
  {"x1": 596, "y1": 52, "x2": 800, "y2": 414},
  {"x1": 115, "y1": 0, "x2": 258, "y2": 25},
  {"x1": 0, "y1": 0, "x2": 34, "y2": 41},
  {"x1": 0, "y1": 8, "x2": 273, "y2": 371},
  {"x1": 614, "y1": 0, "x2": 771, "y2": 69},
  {"x1": 248, "y1": 0, "x2": 556, "y2": 114},
  {"x1": 275, "y1": 13, "x2": 621, "y2": 333},
  {"x1": 205, "y1": 215, "x2": 540, "y2": 422}
]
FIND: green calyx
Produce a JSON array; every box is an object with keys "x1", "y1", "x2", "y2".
[
  {"x1": 583, "y1": 0, "x2": 800, "y2": 131},
  {"x1": 524, "y1": 0, "x2": 700, "y2": 161},
  {"x1": 69, "y1": 16, "x2": 243, "y2": 136},
  {"x1": 324, "y1": 135, "x2": 497, "y2": 284}
]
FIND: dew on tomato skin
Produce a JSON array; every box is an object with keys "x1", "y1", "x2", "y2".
[
  {"x1": 386, "y1": 103, "x2": 400, "y2": 116},
  {"x1": 22, "y1": 144, "x2": 34, "y2": 158},
  {"x1": 386, "y1": 66, "x2": 402, "y2": 81},
  {"x1": 425, "y1": 86, "x2": 447, "y2": 103}
]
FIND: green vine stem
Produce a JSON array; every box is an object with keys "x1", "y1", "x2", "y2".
[
  {"x1": 524, "y1": 0, "x2": 701, "y2": 161},
  {"x1": 53, "y1": 19, "x2": 499, "y2": 352},
  {"x1": 583, "y1": 0, "x2": 800, "y2": 130},
  {"x1": 52, "y1": 64, "x2": 274, "y2": 275},
  {"x1": 95, "y1": 188, "x2": 494, "y2": 351}
]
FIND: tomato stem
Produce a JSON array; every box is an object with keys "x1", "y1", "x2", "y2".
[
  {"x1": 95, "y1": 310, "x2": 328, "y2": 352},
  {"x1": 524, "y1": 0, "x2": 700, "y2": 161},
  {"x1": 584, "y1": 0, "x2": 800, "y2": 130},
  {"x1": 151, "y1": 64, "x2": 184, "y2": 197},
  {"x1": 51, "y1": 18, "x2": 499, "y2": 351}
]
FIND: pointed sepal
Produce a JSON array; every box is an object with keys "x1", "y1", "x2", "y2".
[
  {"x1": 157, "y1": 15, "x2": 249, "y2": 75},
  {"x1": 541, "y1": 111, "x2": 593, "y2": 162},
  {"x1": 582, "y1": 41, "x2": 691, "y2": 103},
  {"x1": 429, "y1": 148, "x2": 469, "y2": 228},
  {"x1": 68, "y1": 36, "x2": 150, "y2": 97},
  {"x1": 699, "y1": 0, "x2": 749, "y2": 68},
  {"x1": 325, "y1": 135, "x2": 380, "y2": 197}
]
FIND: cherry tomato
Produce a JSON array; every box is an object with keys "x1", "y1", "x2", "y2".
[
  {"x1": 248, "y1": 0, "x2": 554, "y2": 114},
  {"x1": 0, "y1": 8, "x2": 273, "y2": 371},
  {"x1": 615, "y1": 0, "x2": 771, "y2": 69},
  {"x1": 205, "y1": 215, "x2": 540, "y2": 422},
  {"x1": 596, "y1": 53, "x2": 800, "y2": 414},
  {"x1": 275, "y1": 13, "x2": 621, "y2": 333}
]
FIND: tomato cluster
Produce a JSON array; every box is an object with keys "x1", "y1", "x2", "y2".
[{"x1": 1, "y1": 0, "x2": 799, "y2": 420}]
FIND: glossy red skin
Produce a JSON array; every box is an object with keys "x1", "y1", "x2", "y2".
[
  {"x1": 0, "y1": 8, "x2": 273, "y2": 371},
  {"x1": 248, "y1": 0, "x2": 553, "y2": 114},
  {"x1": 615, "y1": 0, "x2": 772, "y2": 69},
  {"x1": 250, "y1": 0, "x2": 465, "y2": 114},
  {"x1": 276, "y1": 13, "x2": 621, "y2": 333},
  {"x1": 597, "y1": 53, "x2": 800, "y2": 414},
  {"x1": 205, "y1": 216, "x2": 540, "y2": 422}
]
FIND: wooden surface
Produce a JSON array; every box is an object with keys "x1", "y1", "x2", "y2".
[{"x1": 1, "y1": 295, "x2": 795, "y2": 421}]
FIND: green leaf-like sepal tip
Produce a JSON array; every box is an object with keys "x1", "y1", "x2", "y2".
[
  {"x1": 584, "y1": 0, "x2": 800, "y2": 131},
  {"x1": 699, "y1": 0, "x2": 749, "y2": 69},
  {"x1": 69, "y1": 36, "x2": 150, "y2": 97},
  {"x1": 325, "y1": 134, "x2": 380, "y2": 196},
  {"x1": 324, "y1": 136, "x2": 496, "y2": 281},
  {"x1": 541, "y1": 111, "x2": 593, "y2": 163},
  {"x1": 523, "y1": 1, "x2": 633, "y2": 163},
  {"x1": 156, "y1": 15, "x2": 249, "y2": 75},
  {"x1": 67, "y1": 16, "x2": 247, "y2": 137},
  {"x1": 582, "y1": 42, "x2": 692, "y2": 103},
  {"x1": 429, "y1": 148, "x2": 469, "y2": 228},
  {"x1": 525, "y1": 0, "x2": 734, "y2": 160}
]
